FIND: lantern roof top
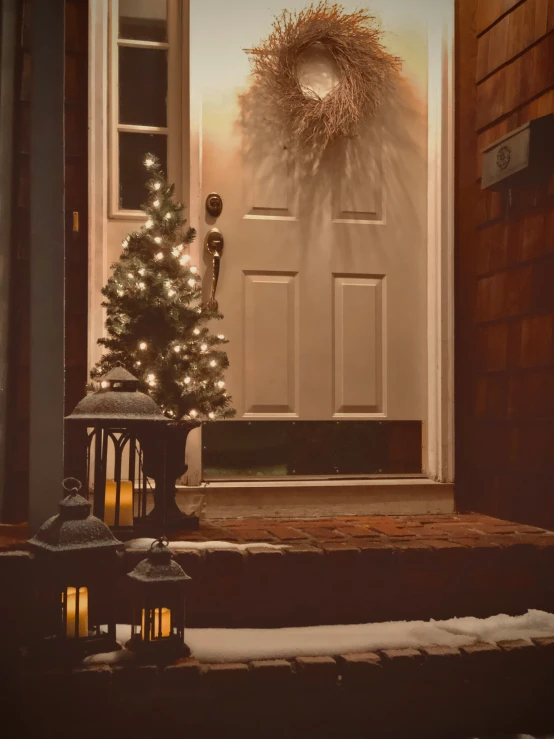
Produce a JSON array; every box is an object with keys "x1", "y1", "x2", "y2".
[
  {"x1": 127, "y1": 538, "x2": 191, "y2": 585},
  {"x1": 65, "y1": 366, "x2": 167, "y2": 425},
  {"x1": 28, "y1": 479, "x2": 123, "y2": 554},
  {"x1": 103, "y1": 366, "x2": 139, "y2": 384}
]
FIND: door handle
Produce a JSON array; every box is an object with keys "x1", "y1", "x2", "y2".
[{"x1": 205, "y1": 228, "x2": 224, "y2": 311}]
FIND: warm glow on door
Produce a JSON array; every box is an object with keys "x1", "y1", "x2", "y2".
[
  {"x1": 142, "y1": 607, "x2": 171, "y2": 639},
  {"x1": 63, "y1": 586, "x2": 89, "y2": 638}
]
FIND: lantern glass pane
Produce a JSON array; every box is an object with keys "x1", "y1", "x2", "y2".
[{"x1": 62, "y1": 587, "x2": 89, "y2": 638}]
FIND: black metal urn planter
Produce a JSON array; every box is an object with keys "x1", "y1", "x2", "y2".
[
  {"x1": 138, "y1": 419, "x2": 201, "y2": 533},
  {"x1": 65, "y1": 367, "x2": 200, "y2": 535},
  {"x1": 27, "y1": 479, "x2": 123, "y2": 664}
]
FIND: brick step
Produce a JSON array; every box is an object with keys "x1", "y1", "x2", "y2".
[
  {"x1": 10, "y1": 637, "x2": 554, "y2": 739},
  {"x1": 117, "y1": 513, "x2": 554, "y2": 627},
  {"x1": 3, "y1": 514, "x2": 554, "y2": 628}
]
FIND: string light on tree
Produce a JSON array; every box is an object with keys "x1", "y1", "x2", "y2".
[{"x1": 90, "y1": 153, "x2": 235, "y2": 421}]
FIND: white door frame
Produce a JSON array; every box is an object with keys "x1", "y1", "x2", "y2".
[
  {"x1": 426, "y1": 1, "x2": 455, "y2": 485},
  {"x1": 88, "y1": 1, "x2": 455, "y2": 501}
]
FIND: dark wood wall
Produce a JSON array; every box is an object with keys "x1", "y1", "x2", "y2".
[
  {"x1": 2, "y1": 0, "x2": 88, "y2": 522},
  {"x1": 456, "y1": 0, "x2": 554, "y2": 527}
]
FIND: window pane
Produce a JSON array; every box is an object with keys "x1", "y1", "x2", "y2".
[
  {"x1": 119, "y1": 132, "x2": 167, "y2": 210},
  {"x1": 119, "y1": 47, "x2": 167, "y2": 127},
  {"x1": 119, "y1": 0, "x2": 167, "y2": 42}
]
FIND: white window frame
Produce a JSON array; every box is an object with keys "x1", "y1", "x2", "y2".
[{"x1": 108, "y1": 0, "x2": 184, "y2": 220}]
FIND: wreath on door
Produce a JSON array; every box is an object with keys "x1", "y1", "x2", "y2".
[{"x1": 248, "y1": 1, "x2": 401, "y2": 150}]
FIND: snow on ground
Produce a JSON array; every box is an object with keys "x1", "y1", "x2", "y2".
[
  {"x1": 125, "y1": 538, "x2": 289, "y2": 552},
  {"x1": 83, "y1": 609, "x2": 554, "y2": 666}
]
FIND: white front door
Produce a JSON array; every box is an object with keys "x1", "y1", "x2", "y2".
[{"x1": 190, "y1": 0, "x2": 429, "y2": 424}]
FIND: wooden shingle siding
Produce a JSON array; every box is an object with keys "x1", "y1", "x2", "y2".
[
  {"x1": 476, "y1": 32, "x2": 554, "y2": 130},
  {"x1": 476, "y1": 0, "x2": 527, "y2": 36},
  {"x1": 476, "y1": 0, "x2": 552, "y2": 81},
  {"x1": 456, "y1": 0, "x2": 554, "y2": 527}
]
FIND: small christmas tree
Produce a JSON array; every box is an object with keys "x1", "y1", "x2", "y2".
[{"x1": 91, "y1": 154, "x2": 235, "y2": 420}]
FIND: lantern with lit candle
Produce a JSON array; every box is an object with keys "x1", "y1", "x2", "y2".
[
  {"x1": 126, "y1": 537, "x2": 191, "y2": 660},
  {"x1": 27, "y1": 479, "x2": 123, "y2": 661},
  {"x1": 65, "y1": 367, "x2": 168, "y2": 531}
]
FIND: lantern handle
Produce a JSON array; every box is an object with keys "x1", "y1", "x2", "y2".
[
  {"x1": 150, "y1": 535, "x2": 169, "y2": 551},
  {"x1": 62, "y1": 477, "x2": 82, "y2": 495}
]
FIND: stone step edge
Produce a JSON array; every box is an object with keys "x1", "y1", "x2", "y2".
[{"x1": 21, "y1": 636, "x2": 554, "y2": 692}]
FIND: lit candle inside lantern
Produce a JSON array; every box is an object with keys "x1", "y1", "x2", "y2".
[
  {"x1": 63, "y1": 587, "x2": 88, "y2": 638},
  {"x1": 104, "y1": 480, "x2": 133, "y2": 527},
  {"x1": 141, "y1": 607, "x2": 171, "y2": 640}
]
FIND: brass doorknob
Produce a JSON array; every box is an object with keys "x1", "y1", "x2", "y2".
[{"x1": 205, "y1": 228, "x2": 224, "y2": 256}]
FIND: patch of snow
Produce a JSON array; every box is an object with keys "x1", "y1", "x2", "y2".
[
  {"x1": 432, "y1": 609, "x2": 554, "y2": 645},
  {"x1": 82, "y1": 609, "x2": 554, "y2": 666},
  {"x1": 125, "y1": 538, "x2": 289, "y2": 552},
  {"x1": 83, "y1": 625, "x2": 134, "y2": 665},
  {"x1": 185, "y1": 609, "x2": 554, "y2": 663}
]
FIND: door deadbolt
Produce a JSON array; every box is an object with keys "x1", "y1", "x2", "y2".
[{"x1": 205, "y1": 192, "x2": 223, "y2": 217}]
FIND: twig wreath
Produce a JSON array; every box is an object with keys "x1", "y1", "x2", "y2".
[{"x1": 248, "y1": 2, "x2": 402, "y2": 150}]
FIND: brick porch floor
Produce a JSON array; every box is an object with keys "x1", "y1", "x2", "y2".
[{"x1": 1, "y1": 512, "x2": 552, "y2": 550}]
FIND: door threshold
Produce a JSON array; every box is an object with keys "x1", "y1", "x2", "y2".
[{"x1": 179, "y1": 478, "x2": 454, "y2": 519}]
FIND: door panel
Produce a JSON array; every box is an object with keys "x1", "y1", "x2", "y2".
[
  {"x1": 243, "y1": 272, "x2": 299, "y2": 417},
  {"x1": 334, "y1": 276, "x2": 384, "y2": 415},
  {"x1": 190, "y1": 0, "x2": 430, "y2": 422}
]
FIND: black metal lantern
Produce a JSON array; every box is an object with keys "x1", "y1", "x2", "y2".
[
  {"x1": 126, "y1": 537, "x2": 191, "y2": 660},
  {"x1": 27, "y1": 478, "x2": 123, "y2": 661},
  {"x1": 65, "y1": 367, "x2": 168, "y2": 530}
]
